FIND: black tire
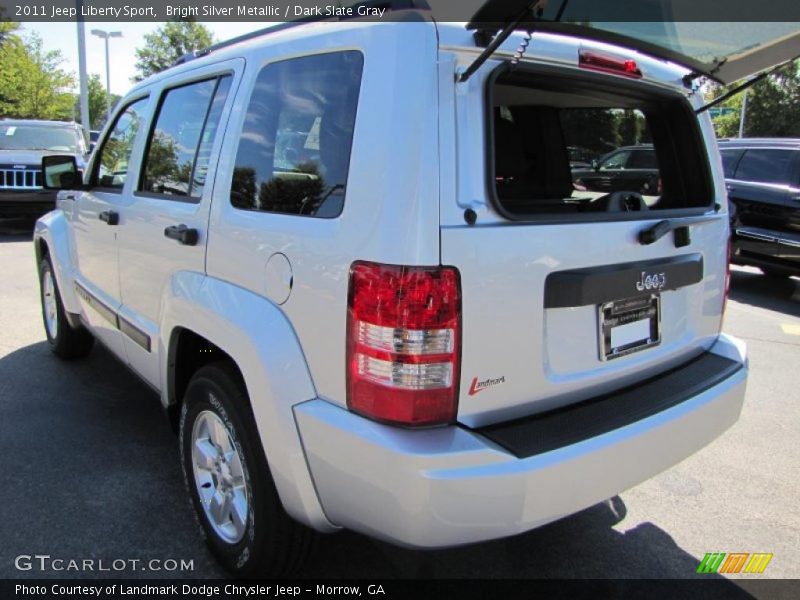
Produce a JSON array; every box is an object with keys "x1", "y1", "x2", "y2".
[
  {"x1": 38, "y1": 256, "x2": 94, "y2": 359},
  {"x1": 179, "y1": 362, "x2": 314, "y2": 576},
  {"x1": 760, "y1": 267, "x2": 793, "y2": 279}
]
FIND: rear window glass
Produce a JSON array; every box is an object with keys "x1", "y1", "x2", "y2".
[
  {"x1": 733, "y1": 149, "x2": 794, "y2": 185},
  {"x1": 230, "y1": 51, "x2": 363, "y2": 218},
  {"x1": 490, "y1": 69, "x2": 712, "y2": 218}
]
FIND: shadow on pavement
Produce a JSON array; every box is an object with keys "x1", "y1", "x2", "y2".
[
  {"x1": 0, "y1": 340, "x2": 752, "y2": 592},
  {"x1": 0, "y1": 219, "x2": 35, "y2": 241},
  {"x1": 729, "y1": 268, "x2": 799, "y2": 318}
]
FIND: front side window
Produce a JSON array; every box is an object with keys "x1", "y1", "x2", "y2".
[
  {"x1": 93, "y1": 98, "x2": 148, "y2": 190},
  {"x1": 140, "y1": 76, "x2": 231, "y2": 199},
  {"x1": 230, "y1": 51, "x2": 363, "y2": 218},
  {"x1": 733, "y1": 149, "x2": 793, "y2": 185}
]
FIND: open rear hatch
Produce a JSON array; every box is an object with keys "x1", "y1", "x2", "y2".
[
  {"x1": 464, "y1": 0, "x2": 800, "y2": 85},
  {"x1": 442, "y1": 16, "x2": 755, "y2": 427}
]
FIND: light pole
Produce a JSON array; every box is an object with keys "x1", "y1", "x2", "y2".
[{"x1": 90, "y1": 29, "x2": 122, "y2": 125}]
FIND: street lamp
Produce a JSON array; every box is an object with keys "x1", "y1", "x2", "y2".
[{"x1": 90, "y1": 29, "x2": 123, "y2": 124}]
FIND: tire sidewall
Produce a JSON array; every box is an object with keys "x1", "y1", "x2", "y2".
[
  {"x1": 179, "y1": 368, "x2": 265, "y2": 574},
  {"x1": 39, "y1": 257, "x2": 61, "y2": 348}
]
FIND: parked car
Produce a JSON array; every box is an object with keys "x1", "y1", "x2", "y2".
[
  {"x1": 0, "y1": 120, "x2": 87, "y2": 219},
  {"x1": 718, "y1": 138, "x2": 800, "y2": 278},
  {"x1": 571, "y1": 144, "x2": 660, "y2": 194},
  {"x1": 34, "y1": 4, "x2": 796, "y2": 576}
]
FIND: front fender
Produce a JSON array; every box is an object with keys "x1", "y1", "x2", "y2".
[
  {"x1": 34, "y1": 210, "x2": 81, "y2": 317},
  {"x1": 160, "y1": 272, "x2": 337, "y2": 533}
]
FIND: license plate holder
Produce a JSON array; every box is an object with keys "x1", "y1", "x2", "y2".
[{"x1": 599, "y1": 295, "x2": 661, "y2": 361}]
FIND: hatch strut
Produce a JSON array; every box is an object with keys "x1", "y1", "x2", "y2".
[
  {"x1": 459, "y1": 0, "x2": 549, "y2": 83},
  {"x1": 695, "y1": 59, "x2": 796, "y2": 114}
]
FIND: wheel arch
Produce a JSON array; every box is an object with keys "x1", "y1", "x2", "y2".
[{"x1": 160, "y1": 271, "x2": 337, "y2": 534}]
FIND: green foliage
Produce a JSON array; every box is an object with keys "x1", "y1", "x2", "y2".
[
  {"x1": 74, "y1": 74, "x2": 121, "y2": 130},
  {"x1": 0, "y1": 31, "x2": 75, "y2": 120},
  {"x1": 706, "y1": 59, "x2": 800, "y2": 138},
  {"x1": 133, "y1": 22, "x2": 214, "y2": 81}
]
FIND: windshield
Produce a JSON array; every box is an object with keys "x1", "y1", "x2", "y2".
[{"x1": 0, "y1": 125, "x2": 82, "y2": 152}]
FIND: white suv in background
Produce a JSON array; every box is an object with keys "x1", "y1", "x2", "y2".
[{"x1": 34, "y1": 4, "x2": 798, "y2": 576}]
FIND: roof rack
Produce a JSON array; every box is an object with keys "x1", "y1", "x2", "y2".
[{"x1": 172, "y1": 0, "x2": 431, "y2": 67}]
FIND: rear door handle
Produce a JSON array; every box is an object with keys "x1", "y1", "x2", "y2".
[
  {"x1": 164, "y1": 224, "x2": 198, "y2": 246},
  {"x1": 98, "y1": 210, "x2": 119, "y2": 225}
]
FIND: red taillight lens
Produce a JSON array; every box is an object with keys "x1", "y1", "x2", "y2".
[
  {"x1": 579, "y1": 51, "x2": 643, "y2": 79},
  {"x1": 346, "y1": 261, "x2": 461, "y2": 426}
]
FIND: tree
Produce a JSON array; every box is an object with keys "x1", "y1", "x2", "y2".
[
  {"x1": 0, "y1": 32, "x2": 75, "y2": 120},
  {"x1": 706, "y1": 59, "x2": 800, "y2": 138},
  {"x1": 73, "y1": 74, "x2": 121, "y2": 130},
  {"x1": 133, "y1": 22, "x2": 214, "y2": 81}
]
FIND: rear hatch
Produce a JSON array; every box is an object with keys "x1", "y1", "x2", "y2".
[{"x1": 440, "y1": 37, "x2": 741, "y2": 428}]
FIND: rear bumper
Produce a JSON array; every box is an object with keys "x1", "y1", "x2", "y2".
[
  {"x1": 294, "y1": 334, "x2": 747, "y2": 548},
  {"x1": 0, "y1": 190, "x2": 57, "y2": 218}
]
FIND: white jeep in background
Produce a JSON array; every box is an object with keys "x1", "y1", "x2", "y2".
[{"x1": 33, "y1": 2, "x2": 798, "y2": 576}]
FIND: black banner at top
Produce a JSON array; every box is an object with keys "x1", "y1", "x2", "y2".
[{"x1": 2, "y1": 0, "x2": 800, "y2": 23}]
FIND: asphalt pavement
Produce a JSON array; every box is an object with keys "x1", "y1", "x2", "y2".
[{"x1": 0, "y1": 219, "x2": 797, "y2": 591}]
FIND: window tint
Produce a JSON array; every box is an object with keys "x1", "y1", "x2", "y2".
[
  {"x1": 140, "y1": 76, "x2": 230, "y2": 199},
  {"x1": 719, "y1": 149, "x2": 744, "y2": 178},
  {"x1": 94, "y1": 98, "x2": 148, "y2": 190},
  {"x1": 628, "y1": 149, "x2": 658, "y2": 169},
  {"x1": 734, "y1": 149, "x2": 794, "y2": 185},
  {"x1": 230, "y1": 51, "x2": 363, "y2": 217}
]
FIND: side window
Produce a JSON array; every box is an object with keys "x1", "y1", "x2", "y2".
[
  {"x1": 139, "y1": 76, "x2": 231, "y2": 200},
  {"x1": 230, "y1": 51, "x2": 364, "y2": 218},
  {"x1": 93, "y1": 97, "x2": 148, "y2": 190},
  {"x1": 628, "y1": 150, "x2": 658, "y2": 169},
  {"x1": 719, "y1": 149, "x2": 744, "y2": 178},
  {"x1": 734, "y1": 149, "x2": 793, "y2": 185},
  {"x1": 599, "y1": 150, "x2": 631, "y2": 170}
]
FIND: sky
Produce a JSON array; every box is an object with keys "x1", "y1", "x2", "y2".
[{"x1": 18, "y1": 22, "x2": 265, "y2": 96}]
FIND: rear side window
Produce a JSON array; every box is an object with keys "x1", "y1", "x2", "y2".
[
  {"x1": 733, "y1": 149, "x2": 793, "y2": 185},
  {"x1": 719, "y1": 149, "x2": 744, "y2": 178},
  {"x1": 93, "y1": 98, "x2": 148, "y2": 190},
  {"x1": 489, "y1": 67, "x2": 712, "y2": 218},
  {"x1": 230, "y1": 51, "x2": 363, "y2": 218},
  {"x1": 139, "y1": 76, "x2": 231, "y2": 200}
]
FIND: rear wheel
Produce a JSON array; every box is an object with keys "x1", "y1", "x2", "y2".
[
  {"x1": 179, "y1": 362, "x2": 314, "y2": 576},
  {"x1": 39, "y1": 257, "x2": 94, "y2": 359}
]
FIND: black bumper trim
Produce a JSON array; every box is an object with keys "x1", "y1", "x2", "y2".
[{"x1": 474, "y1": 352, "x2": 742, "y2": 459}]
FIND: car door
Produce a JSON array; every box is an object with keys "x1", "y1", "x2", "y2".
[
  {"x1": 115, "y1": 61, "x2": 240, "y2": 387},
  {"x1": 69, "y1": 96, "x2": 150, "y2": 356},
  {"x1": 775, "y1": 150, "x2": 800, "y2": 268},
  {"x1": 727, "y1": 148, "x2": 793, "y2": 261}
]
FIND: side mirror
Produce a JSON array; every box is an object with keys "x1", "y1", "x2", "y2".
[{"x1": 42, "y1": 155, "x2": 83, "y2": 190}]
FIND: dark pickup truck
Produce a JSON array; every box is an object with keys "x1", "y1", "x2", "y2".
[
  {"x1": 0, "y1": 120, "x2": 87, "y2": 220},
  {"x1": 719, "y1": 139, "x2": 800, "y2": 278}
]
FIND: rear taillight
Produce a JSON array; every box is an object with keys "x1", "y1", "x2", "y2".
[
  {"x1": 579, "y1": 51, "x2": 643, "y2": 79},
  {"x1": 346, "y1": 261, "x2": 461, "y2": 426}
]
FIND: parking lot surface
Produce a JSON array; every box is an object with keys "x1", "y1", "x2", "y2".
[{"x1": 1, "y1": 220, "x2": 798, "y2": 586}]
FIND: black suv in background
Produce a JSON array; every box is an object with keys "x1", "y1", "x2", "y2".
[
  {"x1": 570, "y1": 144, "x2": 660, "y2": 194},
  {"x1": 719, "y1": 139, "x2": 800, "y2": 278},
  {"x1": 0, "y1": 120, "x2": 88, "y2": 220}
]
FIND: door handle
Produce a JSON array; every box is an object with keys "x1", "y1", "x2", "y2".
[
  {"x1": 164, "y1": 224, "x2": 199, "y2": 246},
  {"x1": 98, "y1": 210, "x2": 119, "y2": 225}
]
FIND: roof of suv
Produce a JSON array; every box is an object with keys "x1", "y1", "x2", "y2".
[{"x1": 717, "y1": 138, "x2": 800, "y2": 148}]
